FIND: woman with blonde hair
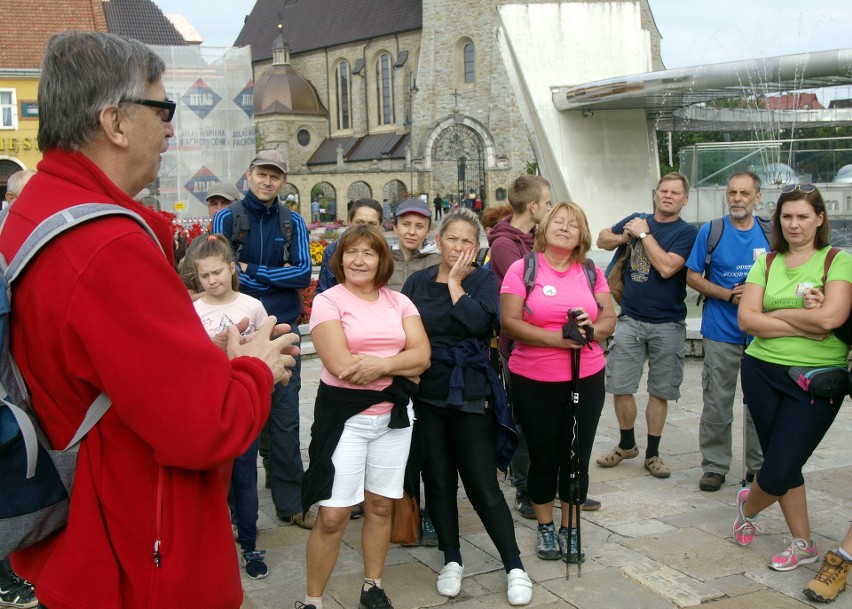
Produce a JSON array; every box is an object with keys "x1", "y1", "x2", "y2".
[{"x1": 500, "y1": 202, "x2": 616, "y2": 563}]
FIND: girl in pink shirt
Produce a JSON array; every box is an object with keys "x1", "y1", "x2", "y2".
[{"x1": 192, "y1": 235, "x2": 270, "y2": 580}]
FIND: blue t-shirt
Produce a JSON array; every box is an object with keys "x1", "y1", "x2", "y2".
[
  {"x1": 686, "y1": 216, "x2": 770, "y2": 343},
  {"x1": 613, "y1": 213, "x2": 698, "y2": 323}
]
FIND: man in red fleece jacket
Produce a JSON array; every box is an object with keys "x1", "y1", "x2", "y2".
[{"x1": 0, "y1": 31, "x2": 299, "y2": 609}]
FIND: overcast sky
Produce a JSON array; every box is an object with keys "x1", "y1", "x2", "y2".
[{"x1": 156, "y1": 0, "x2": 851, "y2": 96}]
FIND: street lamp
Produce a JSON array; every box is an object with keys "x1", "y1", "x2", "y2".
[{"x1": 406, "y1": 83, "x2": 419, "y2": 195}]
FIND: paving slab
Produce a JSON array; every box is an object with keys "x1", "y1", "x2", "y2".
[
  {"x1": 698, "y1": 588, "x2": 813, "y2": 608},
  {"x1": 622, "y1": 528, "x2": 768, "y2": 580},
  {"x1": 240, "y1": 358, "x2": 852, "y2": 609},
  {"x1": 541, "y1": 566, "x2": 677, "y2": 609},
  {"x1": 620, "y1": 557, "x2": 723, "y2": 607}
]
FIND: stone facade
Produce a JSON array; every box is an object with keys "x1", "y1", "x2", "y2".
[{"x1": 251, "y1": 0, "x2": 661, "y2": 221}]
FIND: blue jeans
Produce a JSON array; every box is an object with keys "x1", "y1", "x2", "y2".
[
  {"x1": 270, "y1": 325, "x2": 305, "y2": 518},
  {"x1": 232, "y1": 436, "x2": 260, "y2": 551}
]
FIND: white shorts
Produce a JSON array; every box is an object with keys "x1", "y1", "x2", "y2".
[{"x1": 320, "y1": 403, "x2": 414, "y2": 508}]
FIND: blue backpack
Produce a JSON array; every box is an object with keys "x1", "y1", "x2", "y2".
[{"x1": 0, "y1": 203, "x2": 161, "y2": 555}]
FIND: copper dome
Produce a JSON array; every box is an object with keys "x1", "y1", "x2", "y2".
[{"x1": 254, "y1": 64, "x2": 328, "y2": 116}]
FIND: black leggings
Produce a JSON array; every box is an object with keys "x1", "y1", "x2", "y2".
[
  {"x1": 414, "y1": 400, "x2": 520, "y2": 565},
  {"x1": 740, "y1": 354, "x2": 841, "y2": 496},
  {"x1": 509, "y1": 369, "x2": 605, "y2": 505}
]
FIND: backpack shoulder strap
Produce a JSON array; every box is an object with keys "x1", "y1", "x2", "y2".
[
  {"x1": 703, "y1": 217, "x2": 725, "y2": 270},
  {"x1": 6, "y1": 203, "x2": 162, "y2": 283},
  {"x1": 3, "y1": 391, "x2": 111, "y2": 479},
  {"x1": 522, "y1": 252, "x2": 537, "y2": 316},
  {"x1": 277, "y1": 201, "x2": 293, "y2": 262},
  {"x1": 582, "y1": 258, "x2": 596, "y2": 292},
  {"x1": 583, "y1": 258, "x2": 604, "y2": 312},
  {"x1": 823, "y1": 247, "x2": 841, "y2": 286},
  {"x1": 755, "y1": 216, "x2": 772, "y2": 246},
  {"x1": 228, "y1": 200, "x2": 249, "y2": 249},
  {"x1": 764, "y1": 251, "x2": 778, "y2": 283},
  {"x1": 475, "y1": 246, "x2": 490, "y2": 267}
]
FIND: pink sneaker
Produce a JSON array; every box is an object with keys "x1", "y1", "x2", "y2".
[
  {"x1": 769, "y1": 537, "x2": 819, "y2": 571},
  {"x1": 733, "y1": 487, "x2": 762, "y2": 547}
]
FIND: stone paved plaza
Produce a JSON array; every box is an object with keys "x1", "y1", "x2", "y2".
[{"x1": 240, "y1": 356, "x2": 852, "y2": 609}]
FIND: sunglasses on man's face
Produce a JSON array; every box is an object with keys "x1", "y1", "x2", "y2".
[
  {"x1": 780, "y1": 183, "x2": 816, "y2": 194},
  {"x1": 120, "y1": 98, "x2": 176, "y2": 122}
]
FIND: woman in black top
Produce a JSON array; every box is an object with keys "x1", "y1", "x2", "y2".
[{"x1": 402, "y1": 208, "x2": 532, "y2": 606}]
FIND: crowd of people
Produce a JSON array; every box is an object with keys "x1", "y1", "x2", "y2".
[{"x1": 2, "y1": 30, "x2": 852, "y2": 609}]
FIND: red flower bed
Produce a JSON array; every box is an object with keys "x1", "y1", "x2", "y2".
[{"x1": 299, "y1": 278, "x2": 319, "y2": 325}]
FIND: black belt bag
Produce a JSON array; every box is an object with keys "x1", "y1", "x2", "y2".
[{"x1": 788, "y1": 366, "x2": 849, "y2": 404}]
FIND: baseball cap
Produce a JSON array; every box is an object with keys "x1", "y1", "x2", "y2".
[
  {"x1": 206, "y1": 182, "x2": 241, "y2": 202},
  {"x1": 250, "y1": 150, "x2": 288, "y2": 174},
  {"x1": 395, "y1": 198, "x2": 432, "y2": 218}
]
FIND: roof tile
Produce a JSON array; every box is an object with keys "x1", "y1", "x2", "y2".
[{"x1": 235, "y1": 0, "x2": 422, "y2": 62}]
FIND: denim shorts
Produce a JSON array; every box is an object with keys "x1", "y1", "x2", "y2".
[{"x1": 605, "y1": 315, "x2": 687, "y2": 401}]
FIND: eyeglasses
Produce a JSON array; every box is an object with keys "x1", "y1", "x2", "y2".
[
  {"x1": 120, "y1": 98, "x2": 176, "y2": 122},
  {"x1": 780, "y1": 183, "x2": 816, "y2": 194}
]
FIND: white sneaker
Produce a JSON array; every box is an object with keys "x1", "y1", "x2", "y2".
[
  {"x1": 507, "y1": 568, "x2": 532, "y2": 605},
  {"x1": 436, "y1": 562, "x2": 463, "y2": 597}
]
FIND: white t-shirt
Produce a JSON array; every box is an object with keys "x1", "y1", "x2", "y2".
[{"x1": 193, "y1": 292, "x2": 268, "y2": 338}]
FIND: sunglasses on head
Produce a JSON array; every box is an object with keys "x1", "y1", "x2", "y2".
[{"x1": 780, "y1": 184, "x2": 816, "y2": 194}]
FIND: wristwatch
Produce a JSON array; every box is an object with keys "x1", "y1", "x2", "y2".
[{"x1": 639, "y1": 232, "x2": 649, "y2": 240}]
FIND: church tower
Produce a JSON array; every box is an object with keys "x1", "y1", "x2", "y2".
[{"x1": 414, "y1": 0, "x2": 527, "y2": 205}]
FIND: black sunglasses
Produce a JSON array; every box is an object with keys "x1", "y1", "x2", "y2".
[
  {"x1": 780, "y1": 183, "x2": 816, "y2": 194},
  {"x1": 120, "y1": 98, "x2": 176, "y2": 122}
]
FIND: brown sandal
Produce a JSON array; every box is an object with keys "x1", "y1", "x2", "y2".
[{"x1": 595, "y1": 445, "x2": 639, "y2": 467}]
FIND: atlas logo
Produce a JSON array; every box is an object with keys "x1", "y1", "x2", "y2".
[
  {"x1": 185, "y1": 166, "x2": 221, "y2": 203},
  {"x1": 234, "y1": 81, "x2": 254, "y2": 118},
  {"x1": 181, "y1": 80, "x2": 222, "y2": 119}
]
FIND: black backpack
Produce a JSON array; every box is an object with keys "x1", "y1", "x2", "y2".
[
  {"x1": 697, "y1": 215, "x2": 772, "y2": 306},
  {"x1": 228, "y1": 199, "x2": 293, "y2": 263},
  {"x1": 703, "y1": 215, "x2": 772, "y2": 272}
]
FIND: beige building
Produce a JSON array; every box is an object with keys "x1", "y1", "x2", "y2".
[{"x1": 236, "y1": 0, "x2": 663, "y2": 220}]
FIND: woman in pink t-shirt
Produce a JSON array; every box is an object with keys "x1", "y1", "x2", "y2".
[
  {"x1": 303, "y1": 226, "x2": 430, "y2": 609},
  {"x1": 500, "y1": 202, "x2": 616, "y2": 565}
]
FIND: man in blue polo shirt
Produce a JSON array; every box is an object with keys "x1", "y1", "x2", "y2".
[
  {"x1": 595, "y1": 172, "x2": 698, "y2": 479},
  {"x1": 686, "y1": 171, "x2": 767, "y2": 492}
]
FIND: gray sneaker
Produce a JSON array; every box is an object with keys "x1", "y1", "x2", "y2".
[
  {"x1": 558, "y1": 527, "x2": 585, "y2": 563},
  {"x1": 536, "y1": 523, "x2": 561, "y2": 560}
]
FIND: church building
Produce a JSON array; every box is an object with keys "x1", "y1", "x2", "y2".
[{"x1": 235, "y1": 0, "x2": 664, "y2": 215}]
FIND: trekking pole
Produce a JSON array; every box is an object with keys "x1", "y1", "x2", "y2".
[
  {"x1": 739, "y1": 336, "x2": 748, "y2": 488},
  {"x1": 566, "y1": 345, "x2": 582, "y2": 580}
]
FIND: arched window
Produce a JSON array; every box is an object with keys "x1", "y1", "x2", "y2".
[
  {"x1": 335, "y1": 61, "x2": 351, "y2": 130},
  {"x1": 463, "y1": 43, "x2": 475, "y2": 83},
  {"x1": 375, "y1": 53, "x2": 394, "y2": 126}
]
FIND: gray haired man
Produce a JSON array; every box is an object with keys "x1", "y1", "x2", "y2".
[{"x1": 0, "y1": 31, "x2": 298, "y2": 609}]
